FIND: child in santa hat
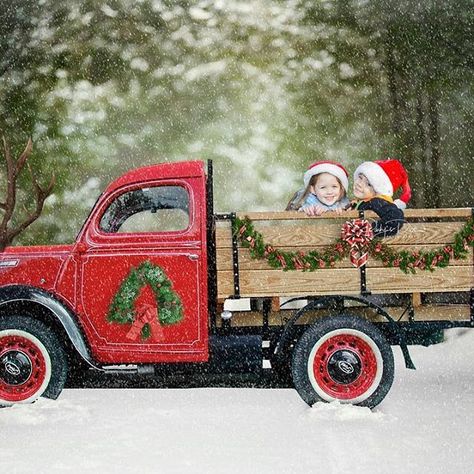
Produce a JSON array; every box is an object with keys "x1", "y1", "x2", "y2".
[
  {"x1": 352, "y1": 159, "x2": 411, "y2": 237},
  {"x1": 286, "y1": 161, "x2": 351, "y2": 215}
]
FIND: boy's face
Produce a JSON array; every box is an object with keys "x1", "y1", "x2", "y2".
[{"x1": 353, "y1": 173, "x2": 376, "y2": 200}]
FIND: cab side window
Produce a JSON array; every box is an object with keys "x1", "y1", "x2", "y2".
[{"x1": 100, "y1": 186, "x2": 190, "y2": 234}]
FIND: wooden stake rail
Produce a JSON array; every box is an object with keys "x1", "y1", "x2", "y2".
[{"x1": 237, "y1": 208, "x2": 472, "y2": 220}]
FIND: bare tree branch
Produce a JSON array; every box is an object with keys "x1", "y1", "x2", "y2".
[{"x1": 0, "y1": 136, "x2": 54, "y2": 251}]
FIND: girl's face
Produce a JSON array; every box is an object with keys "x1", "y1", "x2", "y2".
[
  {"x1": 310, "y1": 173, "x2": 343, "y2": 206},
  {"x1": 353, "y1": 173, "x2": 376, "y2": 200}
]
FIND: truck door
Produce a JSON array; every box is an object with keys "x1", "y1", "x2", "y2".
[{"x1": 76, "y1": 177, "x2": 208, "y2": 364}]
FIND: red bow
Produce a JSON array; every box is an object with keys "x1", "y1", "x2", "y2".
[
  {"x1": 126, "y1": 304, "x2": 164, "y2": 342},
  {"x1": 342, "y1": 219, "x2": 374, "y2": 268}
]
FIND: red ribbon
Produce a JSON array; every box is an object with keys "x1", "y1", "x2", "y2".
[
  {"x1": 276, "y1": 253, "x2": 287, "y2": 268},
  {"x1": 342, "y1": 219, "x2": 374, "y2": 268},
  {"x1": 126, "y1": 304, "x2": 164, "y2": 342}
]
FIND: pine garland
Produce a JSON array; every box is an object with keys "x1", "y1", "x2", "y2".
[
  {"x1": 233, "y1": 216, "x2": 350, "y2": 271},
  {"x1": 108, "y1": 260, "x2": 183, "y2": 339},
  {"x1": 368, "y1": 217, "x2": 474, "y2": 273},
  {"x1": 232, "y1": 216, "x2": 474, "y2": 274}
]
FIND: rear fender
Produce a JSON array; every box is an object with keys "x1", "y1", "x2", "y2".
[{"x1": 274, "y1": 295, "x2": 415, "y2": 370}]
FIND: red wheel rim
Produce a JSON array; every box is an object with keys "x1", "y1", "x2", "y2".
[
  {"x1": 312, "y1": 333, "x2": 378, "y2": 400},
  {"x1": 0, "y1": 333, "x2": 49, "y2": 403}
]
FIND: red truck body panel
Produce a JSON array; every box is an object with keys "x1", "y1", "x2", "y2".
[{"x1": 0, "y1": 245, "x2": 73, "y2": 294}]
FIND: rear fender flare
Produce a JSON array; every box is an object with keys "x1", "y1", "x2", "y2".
[{"x1": 275, "y1": 295, "x2": 415, "y2": 369}]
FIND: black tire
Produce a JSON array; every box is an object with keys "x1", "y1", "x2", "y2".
[
  {"x1": 270, "y1": 354, "x2": 294, "y2": 386},
  {"x1": 0, "y1": 315, "x2": 68, "y2": 406},
  {"x1": 291, "y1": 315, "x2": 394, "y2": 409}
]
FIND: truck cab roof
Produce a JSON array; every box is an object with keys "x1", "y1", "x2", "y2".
[{"x1": 105, "y1": 160, "x2": 206, "y2": 195}]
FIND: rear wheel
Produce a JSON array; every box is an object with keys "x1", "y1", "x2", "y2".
[
  {"x1": 0, "y1": 316, "x2": 68, "y2": 406},
  {"x1": 292, "y1": 315, "x2": 394, "y2": 408}
]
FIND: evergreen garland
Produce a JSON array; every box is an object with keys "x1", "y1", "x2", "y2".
[
  {"x1": 108, "y1": 260, "x2": 183, "y2": 339},
  {"x1": 233, "y1": 216, "x2": 474, "y2": 274}
]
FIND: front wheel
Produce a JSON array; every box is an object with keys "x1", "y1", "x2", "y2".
[
  {"x1": 0, "y1": 316, "x2": 68, "y2": 406},
  {"x1": 292, "y1": 315, "x2": 394, "y2": 409}
]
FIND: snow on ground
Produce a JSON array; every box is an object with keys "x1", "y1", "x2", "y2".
[{"x1": 1, "y1": 329, "x2": 474, "y2": 473}]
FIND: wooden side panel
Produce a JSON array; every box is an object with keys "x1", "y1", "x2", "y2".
[{"x1": 215, "y1": 210, "x2": 473, "y2": 299}]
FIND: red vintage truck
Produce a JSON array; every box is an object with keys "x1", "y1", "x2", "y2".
[{"x1": 0, "y1": 160, "x2": 472, "y2": 408}]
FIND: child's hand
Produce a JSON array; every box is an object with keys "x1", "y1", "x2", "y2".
[{"x1": 303, "y1": 205, "x2": 326, "y2": 216}]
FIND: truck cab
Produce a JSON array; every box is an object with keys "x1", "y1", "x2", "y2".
[{"x1": 69, "y1": 160, "x2": 210, "y2": 363}]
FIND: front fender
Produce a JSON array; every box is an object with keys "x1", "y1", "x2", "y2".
[{"x1": 0, "y1": 285, "x2": 97, "y2": 368}]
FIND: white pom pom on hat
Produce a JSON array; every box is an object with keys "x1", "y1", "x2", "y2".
[
  {"x1": 354, "y1": 159, "x2": 412, "y2": 209},
  {"x1": 303, "y1": 161, "x2": 349, "y2": 192}
]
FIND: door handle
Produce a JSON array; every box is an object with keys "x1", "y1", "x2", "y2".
[{"x1": 187, "y1": 254, "x2": 199, "y2": 260}]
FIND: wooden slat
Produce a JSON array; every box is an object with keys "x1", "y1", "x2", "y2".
[
  {"x1": 217, "y1": 268, "x2": 361, "y2": 299},
  {"x1": 221, "y1": 304, "x2": 470, "y2": 326},
  {"x1": 215, "y1": 224, "x2": 232, "y2": 249},
  {"x1": 236, "y1": 211, "x2": 366, "y2": 220},
  {"x1": 217, "y1": 223, "x2": 348, "y2": 248},
  {"x1": 366, "y1": 266, "x2": 472, "y2": 293},
  {"x1": 403, "y1": 208, "x2": 472, "y2": 218},
  {"x1": 377, "y1": 222, "x2": 465, "y2": 244},
  {"x1": 217, "y1": 265, "x2": 472, "y2": 298},
  {"x1": 234, "y1": 208, "x2": 472, "y2": 220},
  {"x1": 216, "y1": 247, "x2": 473, "y2": 271},
  {"x1": 216, "y1": 248, "x2": 352, "y2": 270},
  {"x1": 216, "y1": 221, "x2": 467, "y2": 248},
  {"x1": 403, "y1": 207, "x2": 472, "y2": 219}
]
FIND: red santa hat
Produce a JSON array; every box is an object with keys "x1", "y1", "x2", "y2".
[
  {"x1": 354, "y1": 159, "x2": 411, "y2": 209},
  {"x1": 303, "y1": 161, "x2": 349, "y2": 192}
]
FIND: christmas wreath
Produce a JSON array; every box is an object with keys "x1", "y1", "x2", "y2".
[
  {"x1": 232, "y1": 215, "x2": 474, "y2": 274},
  {"x1": 108, "y1": 260, "x2": 184, "y2": 340}
]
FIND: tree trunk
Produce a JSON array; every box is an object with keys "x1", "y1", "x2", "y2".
[
  {"x1": 415, "y1": 92, "x2": 430, "y2": 206},
  {"x1": 384, "y1": 40, "x2": 402, "y2": 140},
  {"x1": 428, "y1": 90, "x2": 441, "y2": 208}
]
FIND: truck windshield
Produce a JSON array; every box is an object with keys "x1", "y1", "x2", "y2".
[{"x1": 99, "y1": 185, "x2": 189, "y2": 233}]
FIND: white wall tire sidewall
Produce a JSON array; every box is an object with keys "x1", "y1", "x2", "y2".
[
  {"x1": 307, "y1": 328, "x2": 384, "y2": 404},
  {"x1": 0, "y1": 329, "x2": 52, "y2": 406}
]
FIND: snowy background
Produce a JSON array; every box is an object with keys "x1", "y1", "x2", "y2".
[
  {"x1": 2, "y1": 1, "x2": 473, "y2": 248},
  {"x1": 1, "y1": 328, "x2": 473, "y2": 473}
]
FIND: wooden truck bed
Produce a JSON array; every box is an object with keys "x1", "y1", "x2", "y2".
[{"x1": 215, "y1": 208, "x2": 473, "y2": 324}]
